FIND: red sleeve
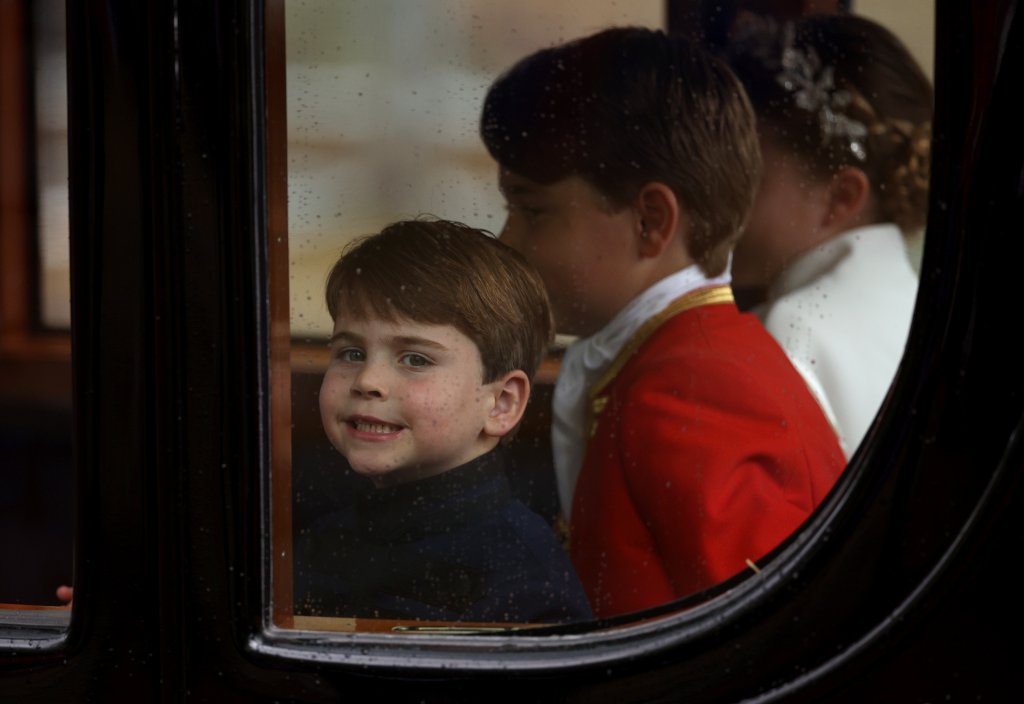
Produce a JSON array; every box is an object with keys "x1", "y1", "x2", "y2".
[{"x1": 615, "y1": 355, "x2": 831, "y2": 596}]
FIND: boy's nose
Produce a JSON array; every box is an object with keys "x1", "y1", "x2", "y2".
[{"x1": 350, "y1": 364, "x2": 388, "y2": 399}]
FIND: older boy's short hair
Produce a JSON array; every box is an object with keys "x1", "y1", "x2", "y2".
[
  {"x1": 481, "y1": 27, "x2": 761, "y2": 276},
  {"x1": 325, "y1": 219, "x2": 554, "y2": 383}
]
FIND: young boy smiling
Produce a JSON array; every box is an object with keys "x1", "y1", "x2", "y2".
[
  {"x1": 303, "y1": 219, "x2": 591, "y2": 624},
  {"x1": 323, "y1": 319, "x2": 505, "y2": 488},
  {"x1": 482, "y1": 27, "x2": 845, "y2": 617}
]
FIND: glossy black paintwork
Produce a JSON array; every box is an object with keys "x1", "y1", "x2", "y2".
[{"x1": 0, "y1": 1, "x2": 1021, "y2": 701}]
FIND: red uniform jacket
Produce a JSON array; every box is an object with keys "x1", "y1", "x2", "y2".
[{"x1": 570, "y1": 289, "x2": 845, "y2": 617}]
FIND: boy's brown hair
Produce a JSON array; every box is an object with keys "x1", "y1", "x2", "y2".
[
  {"x1": 325, "y1": 219, "x2": 554, "y2": 383},
  {"x1": 480, "y1": 26, "x2": 761, "y2": 276}
]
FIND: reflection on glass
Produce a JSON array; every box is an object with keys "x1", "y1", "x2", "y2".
[
  {"x1": 274, "y1": 1, "x2": 932, "y2": 631},
  {"x1": 0, "y1": 0, "x2": 73, "y2": 625}
]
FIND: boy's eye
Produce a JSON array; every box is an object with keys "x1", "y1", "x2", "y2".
[
  {"x1": 336, "y1": 348, "x2": 365, "y2": 363},
  {"x1": 400, "y1": 353, "x2": 431, "y2": 368}
]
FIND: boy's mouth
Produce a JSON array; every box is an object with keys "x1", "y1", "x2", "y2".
[{"x1": 348, "y1": 417, "x2": 403, "y2": 434}]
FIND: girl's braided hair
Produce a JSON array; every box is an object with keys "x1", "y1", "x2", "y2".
[{"x1": 728, "y1": 14, "x2": 933, "y2": 233}]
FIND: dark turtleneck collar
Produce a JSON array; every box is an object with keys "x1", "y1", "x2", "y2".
[{"x1": 356, "y1": 449, "x2": 512, "y2": 544}]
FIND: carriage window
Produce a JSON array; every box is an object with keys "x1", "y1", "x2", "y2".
[
  {"x1": 0, "y1": 0, "x2": 74, "y2": 627},
  {"x1": 268, "y1": 0, "x2": 933, "y2": 634}
]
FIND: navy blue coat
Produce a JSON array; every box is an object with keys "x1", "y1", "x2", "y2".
[{"x1": 296, "y1": 450, "x2": 592, "y2": 624}]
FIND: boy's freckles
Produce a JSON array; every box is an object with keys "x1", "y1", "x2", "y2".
[{"x1": 319, "y1": 316, "x2": 499, "y2": 487}]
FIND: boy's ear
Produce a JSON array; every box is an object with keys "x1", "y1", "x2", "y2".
[
  {"x1": 824, "y1": 166, "x2": 873, "y2": 231},
  {"x1": 483, "y1": 370, "x2": 530, "y2": 439},
  {"x1": 634, "y1": 182, "x2": 683, "y2": 258}
]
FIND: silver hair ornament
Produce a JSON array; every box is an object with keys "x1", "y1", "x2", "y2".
[{"x1": 775, "y1": 25, "x2": 868, "y2": 161}]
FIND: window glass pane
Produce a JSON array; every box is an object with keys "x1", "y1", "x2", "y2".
[{"x1": 270, "y1": 0, "x2": 933, "y2": 634}]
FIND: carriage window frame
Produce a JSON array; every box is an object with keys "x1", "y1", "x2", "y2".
[{"x1": 1, "y1": 0, "x2": 1018, "y2": 699}]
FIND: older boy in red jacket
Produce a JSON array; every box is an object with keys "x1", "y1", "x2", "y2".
[{"x1": 481, "y1": 27, "x2": 845, "y2": 617}]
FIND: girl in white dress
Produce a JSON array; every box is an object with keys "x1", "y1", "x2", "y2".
[{"x1": 727, "y1": 15, "x2": 933, "y2": 454}]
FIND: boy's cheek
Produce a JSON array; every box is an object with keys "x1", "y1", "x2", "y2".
[{"x1": 318, "y1": 377, "x2": 344, "y2": 423}]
